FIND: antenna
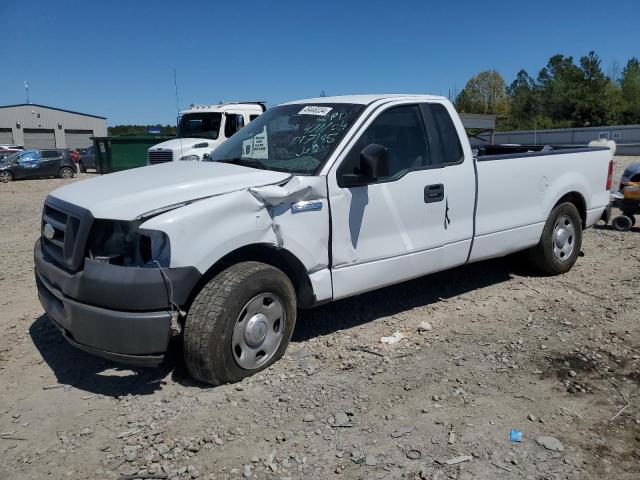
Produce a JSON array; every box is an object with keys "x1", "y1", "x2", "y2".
[
  {"x1": 24, "y1": 81, "x2": 30, "y2": 104},
  {"x1": 173, "y1": 68, "x2": 184, "y2": 160},
  {"x1": 173, "y1": 68, "x2": 180, "y2": 117}
]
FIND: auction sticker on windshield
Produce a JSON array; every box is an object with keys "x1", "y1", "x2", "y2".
[{"x1": 298, "y1": 106, "x2": 333, "y2": 116}]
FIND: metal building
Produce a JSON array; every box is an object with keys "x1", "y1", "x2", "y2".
[{"x1": 0, "y1": 104, "x2": 107, "y2": 149}]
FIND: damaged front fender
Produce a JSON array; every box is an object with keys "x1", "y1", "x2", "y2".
[{"x1": 140, "y1": 175, "x2": 332, "y2": 300}]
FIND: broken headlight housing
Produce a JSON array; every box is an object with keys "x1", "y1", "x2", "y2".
[{"x1": 86, "y1": 220, "x2": 170, "y2": 268}]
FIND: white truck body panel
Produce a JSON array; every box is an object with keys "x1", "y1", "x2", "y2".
[
  {"x1": 50, "y1": 161, "x2": 289, "y2": 220},
  {"x1": 470, "y1": 148, "x2": 611, "y2": 262},
  {"x1": 47, "y1": 94, "x2": 613, "y2": 305}
]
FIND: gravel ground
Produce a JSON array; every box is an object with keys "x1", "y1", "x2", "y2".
[{"x1": 0, "y1": 159, "x2": 639, "y2": 480}]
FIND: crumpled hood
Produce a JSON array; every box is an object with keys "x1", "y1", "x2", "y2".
[
  {"x1": 150, "y1": 137, "x2": 221, "y2": 152},
  {"x1": 49, "y1": 162, "x2": 291, "y2": 220}
]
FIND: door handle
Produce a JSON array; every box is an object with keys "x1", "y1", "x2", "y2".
[{"x1": 424, "y1": 184, "x2": 444, "y2": 203}]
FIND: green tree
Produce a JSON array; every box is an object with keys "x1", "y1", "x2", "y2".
[
  {"x1": 504, "y1": 69, "x2": 546, "y2": 129},
  {"x1": 575, "y1": 51, "x2": 621, "y2": 126},
  {"x1": 455, "y1": 70, "x2": 510, "y2": 115},
  {"x1": 620, "y1": 57, "x2": 640, "y2": 123},
  {"x1": 535, "y1": 52, "x2": 620, "y2": 127}
]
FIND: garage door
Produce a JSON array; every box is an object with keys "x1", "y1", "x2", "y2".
[
  {"x1": 23, "y1": 129, "x2": 56, "y2": 148},
  {"x1": 65, "y1": 129, "x2": 94, "y2": 149},
  {"x1": 0, "y1": 128, "x2": 13, "y2": 144}
]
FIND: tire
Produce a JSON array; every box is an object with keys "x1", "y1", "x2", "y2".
[
  {"x1": 611, "y1": 215, "x2": 633, "y2": 232},
  {"x1": 0, "y1": 171, "x2": 13, "y2": 183},
  {"x1": 184, "y1": 261, "x2": 297, "y2": 385},
  {"x1": 59, "y1": 167, "x2": 74, "y2": 179},
  {"x1": 79, "y1": 162, "x2": 86, "y2": 173},
  {"x1": 622, "y1": 214, "x2": 636, "y2": 227},
  {"x1": 527, "y1": 202, "x2": 583, "y2": 275}
]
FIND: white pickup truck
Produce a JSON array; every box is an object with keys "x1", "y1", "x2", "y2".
[
  {"x1": 35, "y1": 94, "x2": 613, "y2": 385},
  {"x1": 146, "y1": 102, "x2": 265, "y2": 164}
]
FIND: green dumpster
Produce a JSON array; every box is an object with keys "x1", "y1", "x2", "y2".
[{"x1": 92, "y1": 135, "x2": 173, "y2": 174}]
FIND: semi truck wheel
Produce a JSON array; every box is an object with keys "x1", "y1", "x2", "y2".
[
  {"x1": 184, "y1": 261, "x2": 297, "y2": 385},
  {"x1": 527, "y1": 202, "x2": 582, "y2": 275}
]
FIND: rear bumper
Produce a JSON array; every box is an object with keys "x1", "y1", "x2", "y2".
[{"x1": 34, "y1": 239, "x2": 201, "y2": 367}]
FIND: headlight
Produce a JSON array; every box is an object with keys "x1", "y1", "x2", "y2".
[
  {"x1": 179, "y1": 154, "x2": 199, "y2": 161},
  {"x1": 87, "y1": 220, "x2": 170, "y2": 267}
]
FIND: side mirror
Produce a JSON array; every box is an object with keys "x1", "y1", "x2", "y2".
[{"x1": 340, "y1": 143, "x2": 389, "y2": 187}]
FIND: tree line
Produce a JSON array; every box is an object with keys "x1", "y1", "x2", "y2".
[
  {"x1": 107, "y1": 124, "x2": 176, "y2": 136},
  {"x1": 454, "y1": 52, "x2": 640, "y2": 131}
]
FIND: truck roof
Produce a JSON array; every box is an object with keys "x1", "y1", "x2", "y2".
[
  {"x1": 282, "y1": 94, "x2": 448, "y2": 106},
  {"x1": 182, "y1": 102, "x2": 265, "y2": 114}
]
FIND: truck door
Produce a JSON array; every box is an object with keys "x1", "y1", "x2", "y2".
[{"x1": 327, "y1": 102, "x2": 475, "y2": 299}]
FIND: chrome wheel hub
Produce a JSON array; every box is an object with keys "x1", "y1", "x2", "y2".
[
  {"x1": 232, "y1": 292, "x2": 285, "y2": 370},
  {"x1": 553, "y1": 215, "x2": 575, "y2": 261},
  {"x1": 244, "y1": 313, "x2": 269, "y2": 347}
]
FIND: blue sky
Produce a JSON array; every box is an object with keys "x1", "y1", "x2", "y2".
[{"x1": 1, "y1": 0, "x2": 638, "y2": 125}]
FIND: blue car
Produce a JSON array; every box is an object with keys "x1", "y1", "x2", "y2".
[{"x1": 0, "y1": 149, "x2": 77, "y2": 183}]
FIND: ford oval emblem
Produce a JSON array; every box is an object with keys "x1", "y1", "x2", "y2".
[{"x1": 43, "y1": 223, "x2": 55, "y2": 240}]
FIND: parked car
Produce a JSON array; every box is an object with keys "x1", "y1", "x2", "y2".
[
  {"x1": 78, "y1": 146, "x2": 96, "y2": 172},
  {"x1": 34, "y1": 94, "x2": 613, "y2": 385},
  {"x1": 0, "y1": 149, "x2": 77, "y2": 182}
]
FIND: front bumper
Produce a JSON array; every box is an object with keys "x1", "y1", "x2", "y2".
[{"x1": 34, "y1": 239, "x2": 200, "y2": 367}]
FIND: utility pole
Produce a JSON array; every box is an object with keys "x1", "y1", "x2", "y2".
[{"x1": 24, "y1": 81, "x2": 30, "y2": 104}]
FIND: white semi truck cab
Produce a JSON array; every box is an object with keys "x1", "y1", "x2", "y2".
[{"x1": 147, "y1": 102, "x2": 265, "y2": 164}]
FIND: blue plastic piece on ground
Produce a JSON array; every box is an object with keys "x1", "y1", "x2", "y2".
[{"x1": 510, "y1": 429, "x2": 523, "y2": 442}]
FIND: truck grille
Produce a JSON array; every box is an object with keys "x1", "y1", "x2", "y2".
[
  {"x1": 41, "y1": 198, "x2": 93, "y2": 271},
  {"x1": 148, "y1": 150, "x2": 173, "y2": 165}
]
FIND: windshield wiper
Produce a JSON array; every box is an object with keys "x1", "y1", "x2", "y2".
[{"x1": 218, "y1": 157, "x2": 268, "y2": 170}]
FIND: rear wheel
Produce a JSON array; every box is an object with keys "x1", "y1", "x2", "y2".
[
  {"x1": 79, "y1": 162, "x2": 86, "y2": 173},
  {"x1": 59, "y1": 167, "x2": 74, "y2": 179},
  {"x1": 184, "y1": 261, "x2": 297, "y2": 385},
  {"x1": 527, "y1": 202, "x2": 582, "y2": 274},
  {"x1": 0, "y1": 171, "x2": 13, "y2": 183}
]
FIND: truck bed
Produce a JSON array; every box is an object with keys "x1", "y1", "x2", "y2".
[{"x1": 469, "y1": 145, "x2": 612, "y2": 262}]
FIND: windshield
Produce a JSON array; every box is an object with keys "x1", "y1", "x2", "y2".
[
  {"x1": 176, "y1": 112, "x2": 222, "y2": 140},
  {"x1": 209, "y1": 103, "x2": 364, "y2": 174},
  {"x1": 1, "y1": 151, "x2": 21, "y2": 163}
]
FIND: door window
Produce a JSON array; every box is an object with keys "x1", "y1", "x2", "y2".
[
  {"x1": 224, "y1": 114, "x2": 245, "y2": 138},
  {"x1": 18, "y1": 150, "x2": 41, "y2": 167},
  {"x1": 420, "y1": 104, "x2": 463, "y2": 166},
  {"x1": 41, "y1": 150, "x2": 60, "y2": 159},
  {"x1": 340, "y1": 105, "x2": 429, "y2": 181}
]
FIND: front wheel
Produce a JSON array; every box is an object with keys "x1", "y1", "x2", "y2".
[
  {"x1": 0, "y1": 171, "x2": 13, "y2": 183},
  {"x1": 527, "y1": 202, "x2": 583, "y2": 275},
  {"x1": 184, "y1": 261, "x2": 297, "y2": 385},
  {"x1": 59, "y1": 167, "x2": 75, "y2": 179},
  {"x1": 79, "y1": 162, "x2": 86, "y2": 173}
]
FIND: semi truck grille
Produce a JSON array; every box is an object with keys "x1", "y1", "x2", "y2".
[
  {"x1": 41, "y1": 199, "x2": 93, "y2": 271},
  {"x1": 148, "y1": 150, "x2": 173, "y2": 164}
]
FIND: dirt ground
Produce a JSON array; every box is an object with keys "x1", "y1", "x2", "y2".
[{"x1": 0, "y1": 159, "x2": 639, "y2": 480}]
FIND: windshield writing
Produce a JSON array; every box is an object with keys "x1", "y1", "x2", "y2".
[{"x1": 210, "y1": 103, "x2": 362, "y2": 174}]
